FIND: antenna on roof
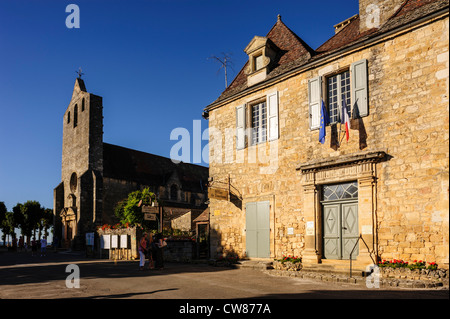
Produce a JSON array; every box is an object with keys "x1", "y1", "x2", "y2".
[{"x1": 208, "y1": 53, "x2": 234, "y2": 89}]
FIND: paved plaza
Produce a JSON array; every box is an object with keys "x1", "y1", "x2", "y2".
[{"x1": 0, "y1": 250, "x2": 448, "y2": 301}]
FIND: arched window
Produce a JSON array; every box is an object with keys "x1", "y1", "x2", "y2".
[
  {"x1": 67, "y1": 111, "x2": 71, "y2": 124},
  {"x1": 73, "y1": 105, "x2": 78, "y2": 128},
  {"x1": 81, "y1": 98, "x2": 85, "y2": 112},
  {"x1": 170, "y1": 184, "x2": 178, "y2": 201}
]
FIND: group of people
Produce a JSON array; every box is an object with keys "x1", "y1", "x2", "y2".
[
  {"x1": 138, "y1": 232, "x2": 166, "y2": 271},
  {"x1": 11, "y1": 236, "x2": 47, "y2": 256}
]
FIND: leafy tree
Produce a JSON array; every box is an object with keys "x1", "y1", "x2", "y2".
[
  {"x1": 13, "y1": 201, "x2": 44, "y2": 244},
  {"x1": 0, "y1": 202, "x2": 6, "y2": 224},
  {"x1": 114, "y1": 188, "x2": 159, "y2": 230},
  {"x1": 1, "y1": 212, "x2": 15, "y2": 246}
]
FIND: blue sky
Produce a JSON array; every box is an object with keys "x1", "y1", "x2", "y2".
[{"x1": 0, "y1": 0, "x2": 358, "y2": 212}]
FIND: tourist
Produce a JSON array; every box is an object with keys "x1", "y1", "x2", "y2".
[
  {"x1": 138, "y1": 233, "x2": 148, "y2": 271},
  {"x1": 40, "y1": 236, "x2": 47, "y2": 257},
  {"x1": 154, "y1": 232, "x2": 166, "y2": 270},
  {"x1": 31, "y1": 238, "x2": 37, "y2": 256},
  {"x1": 146, "y1": 233, "x2": 154, "y2": 270}
]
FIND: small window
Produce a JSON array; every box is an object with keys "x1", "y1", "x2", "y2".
[
  {"x1": 326, "y1": 70, "x2": 350, "y2": 124},
  {"x1": 73, "y1": 105, "x2": 78, "y2": 128},
  {"x1": 67, "y1": 111, "x2": 71, "y2": 124},
  {"x1": 251, "y1": 101, "x2": 267, "y2": 145},
  {"x1": 81, "y1": 98, "x2": 85, "y2": 112},
  {"x1": 254, "y1": 54, "x2": 264, "y2": 71}
]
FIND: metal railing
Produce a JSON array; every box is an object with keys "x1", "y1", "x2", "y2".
[{"x1": 349, "y1": 234, "x2": 376, "y2": 278}]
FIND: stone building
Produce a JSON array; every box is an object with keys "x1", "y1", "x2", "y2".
[
  {"x1": 53, "y1": 78, "x2": 208, "y2": 249},
  {"x1": 203, "y1": 0, "x2": 449, "y2": 271}
]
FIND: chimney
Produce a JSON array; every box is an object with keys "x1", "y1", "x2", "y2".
[{"x1": 359, "y1": 0, "x2": 405, "y2": 33}]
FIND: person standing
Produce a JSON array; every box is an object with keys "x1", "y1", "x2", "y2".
[
  {"x1": 40, "y1": 236, "x2": 47, "y2": 257},
  {"x1": 31, "y1": 238, "x2": 37, "y2": 257},
  {"x1": 138, "y1": 233, "x2": 148, "y2": 271},
  {"x1": 154, "y1": 233, "x2": 165, "y2": 270}
]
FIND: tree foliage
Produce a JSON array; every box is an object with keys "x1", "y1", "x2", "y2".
[{"x1": 114, "y1": 188, "x2": 158, "y2": 229}]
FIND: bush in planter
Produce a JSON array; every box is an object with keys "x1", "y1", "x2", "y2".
[{"x1": 274, "y1": 255, "x2": 302, "y2": 271}]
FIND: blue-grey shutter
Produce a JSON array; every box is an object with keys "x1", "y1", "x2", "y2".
[
  {"x1": 351, "y1": 59, "x2": 368, "y2": 117},
  {"x1": 267, "y1": 91, "x2": 279, "y2": 141},
  {"x1": 308, "y1": 76, "x2": 322, "y2": 130},
  {"x1": 236, "y1": 104, "x2": 246, "y2": 150}
]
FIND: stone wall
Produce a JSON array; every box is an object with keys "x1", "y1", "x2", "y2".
[
  {"x1": 163, "y1": 240, "x2": 195, "y2": 262},
  {"x1": 208, "y1": 16, "x2": 449, "y2": 268}
]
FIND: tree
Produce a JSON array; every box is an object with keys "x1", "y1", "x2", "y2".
[
  {"x1": 1, "y1": 212, "x2": 15, "y2": 247},
  {"x1": 13, "y1": 201, "x2": 44, "y2": 244},
  {"x1": 114, "y1": 188, "x2": 159, "y2": 231}
]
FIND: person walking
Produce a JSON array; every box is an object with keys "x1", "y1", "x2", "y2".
[{"x1": 138, "y1": 233, "x2": 148, "y2": 271}]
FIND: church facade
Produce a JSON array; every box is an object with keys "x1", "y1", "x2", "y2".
[
  {"x1": 204, "y1": 0, "x2": 449, "y2": 270},
  {"x1": 53, "y1": 78, "x2": 208, "y2": 249}
]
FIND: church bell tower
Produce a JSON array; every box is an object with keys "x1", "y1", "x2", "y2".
[{"x1": 53, "y1": 77, "x2": 104, "y2": 249}]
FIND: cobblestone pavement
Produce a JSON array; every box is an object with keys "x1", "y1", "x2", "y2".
[{"x1": 0, "y1": 250, "x2": 448, "y2": 301}]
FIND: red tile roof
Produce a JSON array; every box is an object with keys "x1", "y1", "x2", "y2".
[{"x1": 206, "y1": 0, "x2": 449, "y2": 108}]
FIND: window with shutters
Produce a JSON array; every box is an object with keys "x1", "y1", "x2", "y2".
[
  {"x1": 251, "y1": 101, "x2": 267, "y2": 145},
  {"x1": 236, "y1": 91, "x2": 279, "y2": 150},
  {"x1": 308, "y1": 59, "x2": 368, "y2": 131},
  {"x1": 326, "y1": 70, "x2": 351, "y2": 124}
]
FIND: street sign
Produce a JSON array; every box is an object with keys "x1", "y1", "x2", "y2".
[
  {"x1": 208, "y1": 187, "x2": 228, "y2": 201},
  {"x1": 144, "y1": 213, "x2": 157, "y2": 221},
  {"x1": 142, "y1": 205, "x2": 158, "y2": 213}
]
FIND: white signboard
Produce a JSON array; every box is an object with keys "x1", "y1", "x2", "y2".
[
  {"x1": 101, "y1": 235, "x2": 111, "y2": 249},
  {"x1": 120, "y1": 235, "x2": 128, "y2": 248},
  {"x1": 111, "y1": 235, "x2": 119, "y2": 248}
]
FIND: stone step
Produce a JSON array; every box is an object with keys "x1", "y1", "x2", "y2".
[{"x1": 235, "y1": 260, "x2": 273, "y2": 270}]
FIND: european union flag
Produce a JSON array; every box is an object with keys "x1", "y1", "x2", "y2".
[{"x1": 319, "y1": 100, "x2": 329, "y2": 144}]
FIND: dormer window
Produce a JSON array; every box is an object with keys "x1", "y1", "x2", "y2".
[{"x1": 244, "y1": 36, "x2": 277, "y2": 86}]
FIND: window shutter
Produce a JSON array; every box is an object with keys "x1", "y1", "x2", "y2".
[
  {"x1": 267, "y1": 91, "x2": 279, "y2": 141},
  {"x1": 236, "y1": 104, "x2": 246, "y2": 150},
  {"x1": 351, "y1": 59, "x2": 368, "y2": 117},
  {"x1": 308, "y1": 76, "x2": 322, "y2": 130}
]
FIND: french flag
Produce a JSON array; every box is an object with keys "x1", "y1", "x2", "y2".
[{"x1": 341, "y1": 99, "x2": 350, "y2": 142}]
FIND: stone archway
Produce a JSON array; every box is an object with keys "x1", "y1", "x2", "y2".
[{"x1": 60, "y1": 207, "x2": 77, "y2": 248}]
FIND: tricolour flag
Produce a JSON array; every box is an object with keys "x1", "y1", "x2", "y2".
[
  {"x1": 341, "y1": 99, "x2": 350, "y2": 142},
  {"x1": 319, "y1": 100, "x2": 329, "y2": 144}
]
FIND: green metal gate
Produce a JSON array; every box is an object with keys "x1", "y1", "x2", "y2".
[{"x1": 245, "y1": 201, "x2": 270, "y2": 258}]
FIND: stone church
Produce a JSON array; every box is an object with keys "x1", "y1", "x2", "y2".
[
  {"x1": 53, "y1": 78, "x2": 208, "y2": 249},
  {"x1": 204, "y1": 0, "x2": 449, "y2": 271}
]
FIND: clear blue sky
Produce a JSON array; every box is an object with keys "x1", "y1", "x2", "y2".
[{"x1": 0, "y1": 0, "x2": 358, "y2": 212}]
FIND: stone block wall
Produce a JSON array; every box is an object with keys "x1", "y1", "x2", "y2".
[{"x1": 208, "y1": 16, "x2": 449, "y2": 268}]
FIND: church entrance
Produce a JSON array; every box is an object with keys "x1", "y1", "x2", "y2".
[{"x1": 60, "y1": 207, "x2": 77, "y2": 248}]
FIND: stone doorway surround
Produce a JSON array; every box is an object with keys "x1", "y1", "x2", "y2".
[
  {"x1": 60, "y1": 207, "x2": 77, "y2": 248},
  {"x1": 297, "y1": 151, "x2": 387, "y2": 269}
]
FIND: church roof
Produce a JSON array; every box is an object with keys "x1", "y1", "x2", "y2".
[{"x1": 102, "y1": 143, "x2": 209, "y2": 193}]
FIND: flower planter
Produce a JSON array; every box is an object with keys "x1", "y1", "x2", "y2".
[{"x1": 273, "y1": 260, "x2": 302, "y2": 271}]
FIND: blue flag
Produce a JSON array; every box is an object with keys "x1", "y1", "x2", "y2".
[{"x1": 319, "y1": 100, "x2": 329, "y2": 144}]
